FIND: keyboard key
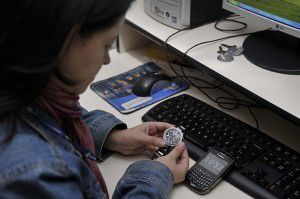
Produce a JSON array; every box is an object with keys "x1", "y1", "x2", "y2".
[{"x1": 142, "y1": 94, "x2": 300, "y2": 199}]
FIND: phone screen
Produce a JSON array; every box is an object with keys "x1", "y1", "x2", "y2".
[{"x1": 198, "y1": 152, "x2": 228, "y2": 175}]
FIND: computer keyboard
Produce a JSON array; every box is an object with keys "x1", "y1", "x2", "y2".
[{"x1": 142, "y1": 94, "x2": 300, "y2": 199}]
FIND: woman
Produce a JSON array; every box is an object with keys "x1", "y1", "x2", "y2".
[{"x1": 0, "y1": 0, "x2": 189, "y2": 198}]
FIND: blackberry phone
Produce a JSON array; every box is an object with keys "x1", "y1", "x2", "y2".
[
  {"x1": 185, "y1": 148, "x2": 234, "y2": 194},
  {"x1": 151, "y1": 126, "x2": 185, "y2": 160}
]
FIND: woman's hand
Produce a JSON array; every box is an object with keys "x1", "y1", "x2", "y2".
[
  {"x1": 156, "y1": 142, "x2": 189, "y2": 183},
  {"x1": 104, "y1": 122, "x2": 173, "y2": 155}
]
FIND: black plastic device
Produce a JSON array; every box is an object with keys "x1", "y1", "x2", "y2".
[
  {"x1": 142, "y1": 94, "x2": 300, "y2": 199},
  {"x1": 132, "y1": 73, "x2": 171, "y2": 97},
  {"x1": 185, "y1": 148, "x2": 234, "y2": 194},
  {"x1": 242, "y1": 30, "x2": 300, "y2": 75}
]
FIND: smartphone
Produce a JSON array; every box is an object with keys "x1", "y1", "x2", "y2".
[{"x1": 185, "y1": 148, "x2": 234, "y2": 195}]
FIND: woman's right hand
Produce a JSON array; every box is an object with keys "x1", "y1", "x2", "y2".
[{"x1": 156, "y1": 142, "x2": 189, "y2": 184}]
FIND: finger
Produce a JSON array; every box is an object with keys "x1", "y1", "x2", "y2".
[
  {"x1": 147, "y1": 122, "x2": 174, "y2": 136},
  {"x1": 168, "y1": 142, "x2": 185, "y2": 160},
  {"x1": 126, "y1": 146, "x2": 144, "y2": 155},
  {"x1": 142, "y1": 135, "x2": 165, "y2": 147},
  {"x1": 177, "y1": 146, "x2": 189, "y2": 170},
  {"x1": 145, "y1": 145, "x2": 159, "y2": 152}
]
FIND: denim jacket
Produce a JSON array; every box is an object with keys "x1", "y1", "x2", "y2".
[{"x1": 0, "y1": 106, "x2": 174, "y2": 199}]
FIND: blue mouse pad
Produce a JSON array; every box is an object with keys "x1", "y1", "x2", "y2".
[{"x1": 90, "y1": 62, "x2": 189, "y2": 114}]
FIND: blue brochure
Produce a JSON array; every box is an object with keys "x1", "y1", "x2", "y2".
[{"x1": 90, "y1": 62, "x2": 189, "y2": 114}]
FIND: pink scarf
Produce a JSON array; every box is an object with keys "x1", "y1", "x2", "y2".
[{"x1": 35, "y1": 82, "x2": 109, "y2": 198}]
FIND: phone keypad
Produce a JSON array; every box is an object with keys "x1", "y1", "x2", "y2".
[{"x1": 186, "y1": 167, "x2": 213, "y2": 188}]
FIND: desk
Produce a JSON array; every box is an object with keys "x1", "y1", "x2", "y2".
[
  {"x1": 120, "y1": 1, "x2": 300, "y2": 125},
  {"x1": 79, "y1": 1, "x2": 300, "y2": 198},
  {"x1": 80, "y1": 49, "x2": 300, "y2": 198}
]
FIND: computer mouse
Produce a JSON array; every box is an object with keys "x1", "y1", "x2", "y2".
[{"x1": 132, "y1": 73, "x2": 171, "y2": 97}]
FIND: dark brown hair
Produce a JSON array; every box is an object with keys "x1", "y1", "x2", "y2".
[{"x1": 0, "y1": 0, "x2": 134, "y2": 141}]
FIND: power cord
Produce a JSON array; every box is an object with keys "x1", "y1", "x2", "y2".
[
  {"x1": 214, "y1": 15, "x2": 248, "y2": 32},
  {"x1": 163, "y1": 23, "x2": 266, "y2": 130},
  {"x1": 183, "y1": 29, "x2": 266, "y2": 56},
  {"x1": 172, "y1": 62, "x2": 263, "y2": 130}
]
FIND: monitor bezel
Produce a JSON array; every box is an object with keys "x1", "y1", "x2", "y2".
[{"x1": 223, "y1": 0, "x2": 300, "y2": 39}]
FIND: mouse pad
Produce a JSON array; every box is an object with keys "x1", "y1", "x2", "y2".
[{"x1": 90, "y1": 62, "x2": 189, "y2": 114}]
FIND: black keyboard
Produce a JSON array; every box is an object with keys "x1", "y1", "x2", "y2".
[{"x1": 142, "y1": 94, "x2": 300, "y2": 199}]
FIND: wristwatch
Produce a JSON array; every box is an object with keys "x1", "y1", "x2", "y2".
[{"x1": 151, "y1": 126, "x2": 185, "y2": 160}]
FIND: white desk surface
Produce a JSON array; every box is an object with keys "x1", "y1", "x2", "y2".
[
  {"x1": 124, "y1": 1, "x2": 300, "y2": 124},
  {"x1": 80, "y1": 49, "x2": 300, "y2": 199}
]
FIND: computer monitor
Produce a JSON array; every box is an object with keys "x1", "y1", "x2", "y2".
[{"x1": 223, "y1": 0, "x2": 300, "y2": 74}]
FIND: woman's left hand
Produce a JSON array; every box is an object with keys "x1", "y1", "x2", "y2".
[{"x1": 103, "y1": 122, "x2": 173, "y2": 155}]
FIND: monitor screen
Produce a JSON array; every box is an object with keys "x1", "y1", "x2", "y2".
[
  {"x1": 222, "y1": 0, "x2": 300, "y2": 74},
  {"x1": 223, "y1": 0, "x2": 300, "y2": 38}
]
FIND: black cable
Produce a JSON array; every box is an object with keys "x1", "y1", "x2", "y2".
[
  {"x1": 183, "y1": 29, "x2": 268, "y2": 56},
  {"x1": 248, "y1": 105, "x2": 259, "y2": 130},
  {"x1": 173, "y1": 75, "x2": 224, "y2": 89},
  {"x1": 163, "y1": 25, "x2": 266, "y2": 130},
  {"x1": 176, "y1": 73, "x2": 263, "y2": 128},
  {"x1": 165, "y1": 27, "x2": 190, "y2": 46},
  {"x1": 214, "y1": 18, "x2": 248, "y2": 32},
  {"x1": 180, "y1": 29, "x2": 268, "y2": 129},
  {"x1": 164, "y1": 27, "x2": 191, "y2": 83},
  {"x1": 174, "y1": 75, "x2": 261, "y2": 108}
]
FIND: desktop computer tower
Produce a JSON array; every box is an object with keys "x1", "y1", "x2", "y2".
[{"x1": 144, "y1": 0, "x2": 230, "y2": 29}]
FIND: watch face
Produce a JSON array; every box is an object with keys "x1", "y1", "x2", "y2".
[{"x1": 163, "y1": 127, "x2": 183, "y2": 146}]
